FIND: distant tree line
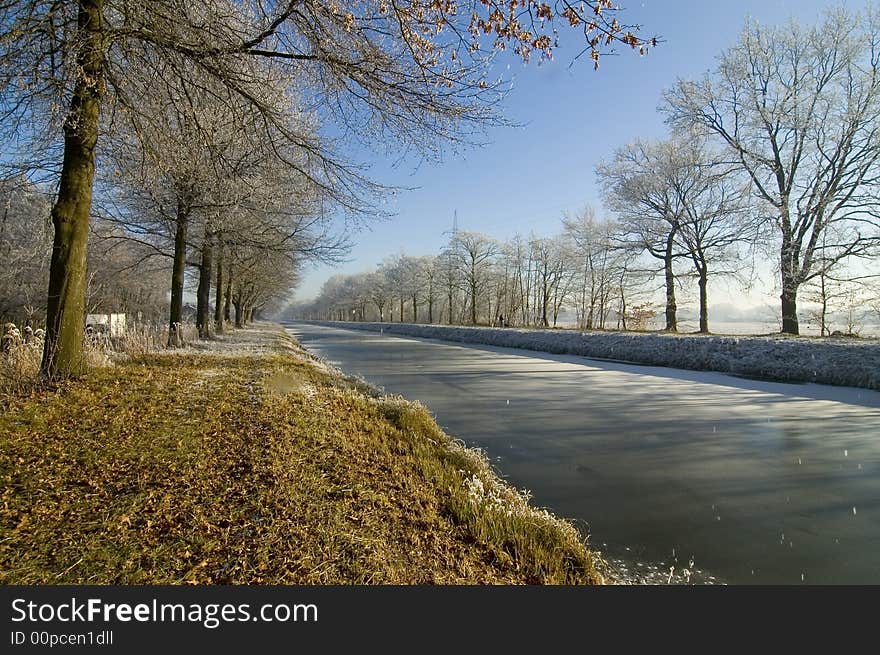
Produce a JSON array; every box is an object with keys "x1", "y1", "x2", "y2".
[{"x1": 293, "y1": 216, "x2": 663, "y2": 331}]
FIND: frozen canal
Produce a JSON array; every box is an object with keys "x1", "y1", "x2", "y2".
[{"x1": 286, "y1": 322, "x2": 880, "y2": 584}]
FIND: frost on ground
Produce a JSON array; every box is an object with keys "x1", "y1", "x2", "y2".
[
  {"x1": 309, "y1": 321, "x2": 880, "y2": 391},
  {"x1": 597, "y1": 549, "x2": 722, "y2": 585},
  {"x1": 172, "y1": 322, "x2": 301, "y2": 358}
]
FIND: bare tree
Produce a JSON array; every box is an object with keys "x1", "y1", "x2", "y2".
[
  {"x1": 402, "y1": 256, "x2": 428, "y2": 323},
  {"x1": 489, "y1": 245, "x2": 517, "y2": 326},
  {"x1": 452, "y1": 231, "x2": 498, "y2": 325},
  {"x1": 507, "y1": 234, "x2": 533, "y2": 326},
  {"x1": 668, "y1": 137, "x2": 754, "y2": 333},
  {"x1": 562, "y1": 208, "x2": 620, "y2": 330},
  {"x1": 664, "y1": 8, "x2": 880, "y2": 334},
  {"x1": 230, "y1": 245, "x2": 301, "y2": 326},
  {"x1": 366, "y1": 271, "x2": 391, "y2": 322},
  {"x1": 384, "y1": 255, "x2": 409, "y2": 322},
  {"x1": 416, "y1": 256, "x2": 439, "y2": 324},
  {"x1": 86, "y1": 220, "x2": 169, "y2": 323},
  {"x1": 598, "y1": 139, "x2": 691, "y2": 331},
  {"x1": 529, "y1": 235, "x2": 572, "y2": 327},
  {"x1": 803, "y1": 230, "x2": 879, "y2": 336},
  {"x1": 438, "y1": 245, "x2": 462, "y2": 325}
]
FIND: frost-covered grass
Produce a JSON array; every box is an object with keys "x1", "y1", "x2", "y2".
[{"x1": 311, "y1": 321, "x2": 880, "y2": 391}]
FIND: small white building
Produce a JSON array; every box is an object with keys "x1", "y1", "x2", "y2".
[{"x1": 85, "y1": 313, "x2": 126, "y2": 337}]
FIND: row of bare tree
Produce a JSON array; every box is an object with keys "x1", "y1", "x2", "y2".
[{"x1": 1, "y1": 1, "x2": 651, "y2": 377}]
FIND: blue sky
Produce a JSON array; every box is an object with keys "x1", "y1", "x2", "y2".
[{"x1": 297, "y1": 0, "x2": 856, "y2": 303}]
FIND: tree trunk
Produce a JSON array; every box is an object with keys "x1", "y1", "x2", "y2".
[
  {"x1": 196, "y1": 234, "x2": 213, "y2": 339},
  {"x1": 412, "y1": 294, "x2": 418, "y2": 323},
  {"x1": 698, "y1": 267, "x2": 709, "y2": 334},
  {"x1": 234, "y1": 300, "x2": 243, "y2": 328},
  {"x1": 781, "y1": 282, "x2": 799, "y2": 335},
  {"x1": 399, "y1": 297, "x2": 404, "y2": 323},
  {"x1": 167, "y1": 199, "x2": 189, "y2": 347},
  {"x1": 580, "y1": 261, "x2": 590, "y2": 330},
  {"x1": 664, "y1": 234, "x2": 678, "y2": 332},
  {"x1": 780, "y1": 239, "x2": 800, "y2": 335},
  {"x1": 470, "y1": 284, "x2": 477, "y2": 325},
  {"x1": 214, "y1": 237, "x2": 224, "y2": 333},
  {"x1": 428, "y1": 298, "x2": 433, "y2": 324},
  {"x1": 41, "y1": 0, "x2": 105, "y2": 378},
  {"x1": 223, "y1": 269, "x2": 232, "y2": 323},
  {"x1": 541, "y1": 282, "x2": 549, "y2": 327}
]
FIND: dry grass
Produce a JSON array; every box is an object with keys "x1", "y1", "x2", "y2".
[
  {"x1": 0, "y1": 324, "x2": 604, "y2": 585},
  {"x1": 0, "y1": 322, "x2": 199, "y2": 396},
  {"x1": 116, "y1": 322, "x2": 200, "y2": 356},
  {"x1": 0, "y1": 340, "x2": 43, "y2": 395}
]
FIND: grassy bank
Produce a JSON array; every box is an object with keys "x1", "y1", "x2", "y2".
[{"x1": 0, "y1": 324, "x2": 604, "y2": 584}]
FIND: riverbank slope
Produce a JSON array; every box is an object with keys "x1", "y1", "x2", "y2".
[{"x1": 0, "y1": 323, "x2": 603, "y2": 584}]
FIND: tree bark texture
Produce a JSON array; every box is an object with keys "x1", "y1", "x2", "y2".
[
  {"x1": 41, "y1": 0, "x2": 105, "y2": 378},
  {"x1": 167, "y1": 198, "x2": 189, "y2": 347},
  {"x1": 214, "y1": 237, "x2": 224, "y2": 333},
  {"x1": 196, "y1": 234, "x2": 213, "y2": 339},
  {"x1": 664, "y1": 232, "x2": 678, "y2": 332}
]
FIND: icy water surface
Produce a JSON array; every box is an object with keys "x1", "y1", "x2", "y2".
[{"x1": 287, "y1": 322, "x2": 880, "y2": 584}]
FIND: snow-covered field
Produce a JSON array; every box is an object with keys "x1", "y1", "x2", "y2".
[{"x1": 303, "y1": 321, "x2": 880, "y2": 391}]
